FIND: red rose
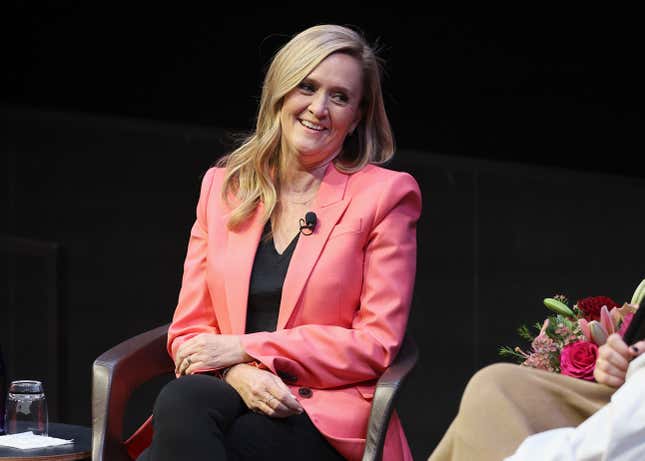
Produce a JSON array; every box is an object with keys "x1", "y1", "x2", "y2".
[
  {"x1": 577, "y1": 296, "x2": 620, "y2": 322},
  {"x1": 560, "y1": 341, "x2": 598, "y2": 381}
]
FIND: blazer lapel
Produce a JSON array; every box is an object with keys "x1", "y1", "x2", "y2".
[
  {"x1": 277, "y1": 164, "x2": 350, "y2": 329},
  {"x1": 224, "y1": 203, "x2": 265, "y2": 334}
]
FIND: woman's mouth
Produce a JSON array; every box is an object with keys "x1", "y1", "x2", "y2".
[{"x1": 299, "y1": 119, "x2": 325, "y2": 131}]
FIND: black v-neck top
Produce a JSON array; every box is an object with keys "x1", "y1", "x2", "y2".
[{"x1": 245, "y1": 223, "x2": 299, "y2": 334}]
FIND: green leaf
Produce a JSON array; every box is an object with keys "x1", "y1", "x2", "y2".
[
  {"x1": 498, "y1": 346, "x2": 525, "y2": 363},
  {"x1": 518, "y1": 324, "x2": 534, "y2": 342}
]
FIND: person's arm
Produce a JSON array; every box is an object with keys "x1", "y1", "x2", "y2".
[
  {"x1": 166, "y1": 167, "x2": 222, "y2": 368},
  {"x1": 506, "y1": 349, "x2": 645, "y2": 461},
  {"x1": 240, "y1": 173, "x2": 422, "y2": 388}
]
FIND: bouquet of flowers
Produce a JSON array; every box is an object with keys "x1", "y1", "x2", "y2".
[{"x1": 499, "y1": 279, "x2": 645, "y2": 381}]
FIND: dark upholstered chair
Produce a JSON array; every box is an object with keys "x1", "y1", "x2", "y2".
[{"x1": 92, "y1": 324, "x2": 418, "y2": 461}]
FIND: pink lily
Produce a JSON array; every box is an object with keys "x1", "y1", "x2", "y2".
[
  {"x1": 610, "y1": 307, "x2": 623, "y2": 327},
  {"x1": 578, "y1": 318, "x2": 591, "y2": 341},
  {"x1": 617, "y1": 303, "x2": 639, "y2": 317},
  {"x1": 600, "y1": 305, "x2": 615, "y2": 335}
]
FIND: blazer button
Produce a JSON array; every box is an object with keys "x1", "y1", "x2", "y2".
[{"x1": 298, "y1": 387, "x2": 313, "y2": 399}]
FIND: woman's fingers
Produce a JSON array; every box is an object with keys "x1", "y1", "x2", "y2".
[
  {"x1": 587, "y1": 334, "x2": 645, "y2": 388},
  {"x1": 256, "y1": 379, "x2": 303, "y2": 416},
  {"x1": 258, "y1": 392, "x2": 295, "y2": 417},
  {"x1": 183, "y1": 356, "x2": 205, "y2": 376},
  {"x1": 594, "y1": 333, "x2": 635, "y2": 387},
  {"x1": 176, "y1": 352, "x2": 193, "y2": 375},
  {"x1": 596, "y1": 356, "x2": 626, "y2": 378},
  {"x1": 267, "y1": 383, "x2": 303, "y2": 413},
  {"x1": 178, "y1": 358, "x2": 189, "y2": 375},
  {"x1": 182, "y1": 351, "x2": 214, "y2": 375},
  {"x1": 175, "y1": 334, "x2": 247, "y2": 375},
  {"x1": 594, "y1": 368, "x2": 625, "y2": 388},
  {"x1": 175, "y1": 339, "x2": 200, "y2": 374},
  {"x1": 175, "y1": 337, "x2": 219, "y2": 375},
  {"x1": 176, "y1": 351, "x2": 198, "y2": 375},
  {"x1": 226, "y1": 364, "x2": 303, "y2": 417},
  {"x1": 598, "y1": 341, "x2": 630, "y2": 372}
]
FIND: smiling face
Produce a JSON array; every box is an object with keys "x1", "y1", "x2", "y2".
[{"x1": 280, "y1": 52, "x2": 364, "y2": 170}]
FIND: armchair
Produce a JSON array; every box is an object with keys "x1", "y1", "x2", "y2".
[{"x1": 92, "y1": 325, "x2": 418, "y2": 461}]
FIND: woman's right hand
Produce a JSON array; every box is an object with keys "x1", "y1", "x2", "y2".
[
  {"x1": 594, "y1": 333, "x2": 645, "y2": 387},
  {"x1": 224, "y1": 363, "x2": 304, "y2": 417}
]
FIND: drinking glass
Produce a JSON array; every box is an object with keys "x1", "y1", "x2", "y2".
[{"x1": 4, "y1": 380, "x2": 48, "y2": 436}]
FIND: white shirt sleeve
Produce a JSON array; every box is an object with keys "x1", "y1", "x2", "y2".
[{"x1": 505, "y1": 354, "x2": 645, "y2": 461}]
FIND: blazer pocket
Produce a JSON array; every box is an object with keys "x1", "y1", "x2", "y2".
[
  {"x1": 328, "y1": 219, "x2": 362, "y2": 240},
  {"x1": 356, "y1": 383, "x2": 374, "y2": 400}
]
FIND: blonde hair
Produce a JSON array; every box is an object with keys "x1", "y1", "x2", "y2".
[{"x1": 218, "y1": 24, "x2": 394, "y2": 229}]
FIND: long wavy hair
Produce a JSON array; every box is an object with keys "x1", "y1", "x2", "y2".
[{"x1": 218, "y1": 24, "x2": 395, "y2": 229}]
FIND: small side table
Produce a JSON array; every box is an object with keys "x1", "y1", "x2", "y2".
[{"x1": 0, "y1": 423, "x2": 91, "y2": 461}]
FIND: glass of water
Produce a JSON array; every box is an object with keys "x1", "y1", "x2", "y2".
[{"x1": 4, "y1": 380, "x2": 48, "y2": 436}]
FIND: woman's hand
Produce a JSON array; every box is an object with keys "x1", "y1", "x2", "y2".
[
  {"x1": 224, "y1": 363, "x2": 304, "y2": 418},
  {"x1": 594, "y1": 333, "x2": 645, "y2": 387},
  {"x1": 175, "y1": 334, "x2": 252, "y2": 375}
]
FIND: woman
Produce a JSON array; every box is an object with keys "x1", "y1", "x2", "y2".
[
  {"x1": 428, "y1": 331, "x2": 645, "y2": 461},
  {"x1": 132, "y1": 24, "x2": 421, "y2": 461}
]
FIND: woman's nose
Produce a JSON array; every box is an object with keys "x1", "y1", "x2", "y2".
[{"x1": 308, "y1": 92, "x2": 328, "y2": 118}]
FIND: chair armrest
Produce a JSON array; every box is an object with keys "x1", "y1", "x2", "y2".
[
  {"x1": 92, "y1": 323, "x2": 173, "y2": 461},
  {"x1": 362, "y1": 334, "x2": 419, "y2": 461}
]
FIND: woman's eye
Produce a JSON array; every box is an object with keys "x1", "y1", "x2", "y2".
[
  {"x1": 332, "y1": 92, "x2": 349, "y2": 103},
  {"x1": 298, "y1": 82, "x2": 315, "y2": 93}
]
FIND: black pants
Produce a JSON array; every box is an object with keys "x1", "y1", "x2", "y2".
[{"x1": 136, "y1": 374, "x2": 345, "y2": 461}]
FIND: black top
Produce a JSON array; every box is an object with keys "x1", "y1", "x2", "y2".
[{"x1": 245, "y1": 223, "x2": 299, "y2": 334}]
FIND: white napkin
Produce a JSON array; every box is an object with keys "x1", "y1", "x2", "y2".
[{"x1": 0, "y1": 431, "x2": 74, "y2": 449}]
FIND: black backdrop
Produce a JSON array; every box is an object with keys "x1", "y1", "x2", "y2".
[
  {"x1": 2, "y1": 6, "x2": 643, "y2": 178},
  {"x1": 2, "y1": 5, "x2": 645, "y2": 461}
]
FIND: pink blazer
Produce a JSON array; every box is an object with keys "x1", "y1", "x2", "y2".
[{"x1": 142, "y1": 162, "x2": 420, "y2": 461}]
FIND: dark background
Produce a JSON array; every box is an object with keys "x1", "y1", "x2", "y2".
[
  {"x1": 2, "y1": 6, "x2": 643, "y2": 178},
  {"x1": 2, "y1": 5, "x2": 645, "y2": 460}
]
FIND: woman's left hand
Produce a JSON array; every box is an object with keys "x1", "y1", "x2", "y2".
[
  {"x1": 175, "y1": 334, "x2": 252, "y2": 375},
  {"x1": 224, "y1": 363, "x2": 304, "y2": 417}
]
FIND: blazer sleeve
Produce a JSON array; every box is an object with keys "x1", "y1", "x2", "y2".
[
  {"x1": 240, "y1": 172, "x2": 422, "y2": 388},
  {"x1": 166, "y1": 167, "x2": 222, "y2": 360}
]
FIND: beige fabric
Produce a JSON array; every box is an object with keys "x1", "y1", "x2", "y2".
[{"x1": 428, "y1": 363, "x2": 616, "y2": 461}]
